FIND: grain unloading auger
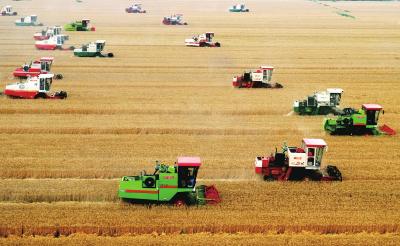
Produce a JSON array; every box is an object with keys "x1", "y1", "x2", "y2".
[
  {"x1": 118, "y1": 157, "x2": 221, "y2": 206},
  {"x1": 13, "y1": 57, "x2": 63, "y2": 79},
  {"x1": 324, "y1": 104, "x2": 396, "y2": 136},
  {"x1": 293, "y1": 88, "x2": 343, "y2": 115},
  {"x1": 255, "y1": 139, "x2": 342, "y2": 181},
  {"x1": 232, "y1": 65, "x2": 283, "y2": 88},
  {"x1": 73, "y1": 40, "x2": 113, "y2": 57}
]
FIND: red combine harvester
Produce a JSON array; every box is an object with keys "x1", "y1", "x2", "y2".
[
  {"x1": 35, "y1": 34, "x2": 72, "y2": 50},
  {"x1": 255, "y1": 139, "x2": 342, "y2": 181},
  {"x1": 232, "y1": 65, "x2": 283, "y2": 88},
  {"x1": 33, "y1": 26, "x2": 62, "y2": 40},
  {"x1": 13, "y1": 57, "x2": 63, "y2": 79},
  {"x1": 4, "y1": 74, "x2": 67, "y2": 99}
]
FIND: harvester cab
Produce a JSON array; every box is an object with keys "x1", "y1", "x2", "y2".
[
  {"x1": 34, "y1": 26, "x2": 62, "y2": 40},
  {"x1": 232, "y1": 65, "x2": 283, "y2": 88},
  {"x1": 185, "y1": 32, "x2": 221, "y2": 47},
  {"x1": 4, "y1": 74, "x2": 67, "y2": 99},
  {"x1": 255, "y1": 139, "x2": 342, "y2": 181},
  {"x1": 324, "y1": 104, "x2": 396, "y2": 135},
  {"x1": 1, "y1": 5, "x2": 17, "y2": 16},
  {"x1": 293, "y1": 88, "x2": 344, "y2": 115},
  {"x1": 118, "y1": 157, "x2": 221, "y2": 206}
]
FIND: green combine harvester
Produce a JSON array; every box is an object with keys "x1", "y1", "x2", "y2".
[
  {"x1": 293, "y1": 88, "x2": 343, "y2": 115},
  {"x1": 118, "y1": 157, "x2": 221, "y2": 206},
  {"x1": 324, "y1": 104, "x2": 396, "y2": 136},
  {"x1": 73, "y1": 40, "x2": 113, "y2": 57},
  {"x1": 64, "y1": 19, "x2": 95, "y2": 31}
]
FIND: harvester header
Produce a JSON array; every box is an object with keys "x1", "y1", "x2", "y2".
[{"x1": 118, "y1": 157, "x2": 221, "y2": 206}]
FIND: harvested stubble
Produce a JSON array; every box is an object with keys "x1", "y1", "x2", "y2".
[{"x1": 0, "y1": 0, "x2": 400, "y2": 243}]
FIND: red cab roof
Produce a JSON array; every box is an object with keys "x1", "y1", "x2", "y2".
[
  {"x1": 303, "y1": 138, "x2": 327, "y2": 147},
  {"x1": 177, "y1": 156, "x2": 201, "y2": 167},
  {"x1": 362, "y1": 104, "x2": 383, "y2": 111}
]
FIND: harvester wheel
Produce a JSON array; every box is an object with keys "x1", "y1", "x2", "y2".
[
  {"x1": 34, "y1": 93, "x2": 47, "y2": 99},
  {"x1": 144, "y1": 177, "x2": 155, "y2": 188},
  {"x1": 263, "y1": 175, "x2": 275, "y2": 181},
  {"x1": 174, "y1": 198, "x2": 186, "y2": 207},
  {"x1": 215, "y1": 42, "x2": 221, "y2": 47},
  {"x1": 107, "y1": 53, "x2": 114, "y2": 58}
]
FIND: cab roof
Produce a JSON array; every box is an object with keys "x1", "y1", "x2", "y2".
[
  {"x1": 40, "y1": 57, "x2": 54, "y2": 61},
  {"x1": 303, "y1": 138, "x2": 327, "y2": 147},
  {"x1": 327, "y1": 88, "x2": 343, "y2": 94},
  {"x1": 260, "y1": 65, "x2": 274, "y2": 70},
  {"x1": 177, "y1": 156, "x2": 201, "y2": 167},
  {"x1": 362, "y1": 104, "x2": 383, "y2": 111}
]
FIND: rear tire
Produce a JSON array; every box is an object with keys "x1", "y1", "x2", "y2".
[{"x1": 215, "y1": 42, "x2": 221, "y2": 47}]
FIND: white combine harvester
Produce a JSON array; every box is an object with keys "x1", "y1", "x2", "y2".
[
  {"x1": 293, "y1": 88, "x2": 344, "y2": 115},
  {"x1": 3, "y1": 74, "x2": 67, "y2": 99},
  {"x1": 185, "y1": 32, "x2": 221, "y2": 47},
  {"x1": 1, "y1": 5, "x2": 17, "y2": 16},
  {"x1": 126, "y1": 3, "x2": 146, "y2": 13}
]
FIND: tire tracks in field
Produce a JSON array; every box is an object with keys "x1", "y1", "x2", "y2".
[
  {"x1": 0, "y1": 108, "x2": 282, "y2": 116},
  {"x1": 0, "y1": 127, "x2": 303, "y2": 136}
]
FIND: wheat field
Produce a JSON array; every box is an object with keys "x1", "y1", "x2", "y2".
[{"x1": 0, "y1": 0, "x2": 399, "y2": 244}]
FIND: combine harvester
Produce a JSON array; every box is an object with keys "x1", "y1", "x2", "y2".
[
  {"x1": 324, "y1": 104, "x2": 396, "y2": 136},
  {"x1": 15, "y1": 15, "x2": 43, "y2": 26},
  {"x1": 73, "y1": 40, "x2": 114, "y2": 57},
  {"x1": 232, "y1": 65, "x2": 283, "y2": 88},
  {"x1": 118, "y1": 157, "x2": 221, "y2": 206},
  {"x1": 185, "y1": 32, "x2": 220, "y2": 47},
  {"x1": 293, "y1": 88, "x2": 344, "y2": 115},
  {"x1": 162, "y1": 14, "x2": 187, "y2": 25},
  {"x1": 126, "y1": 3, "x2": 146, "y2": 13},
  {"x1": 33, "y1": 26, "x2": 62, "y2": 40},
  {"x1": 255, "y1": 139, "x2": 342, "y2": 181},
  {"x1": 13, "y1": 57, "x2": 63, "y2": 79},
  {"x1": 64, "y1": 19, "x2": 95, "y2": 31},
  {"x1": 3, "y1": 74, "x2": 67, "y2": 99},
  {"x1": 1, "y1": 5, "x2": 17, "y2": 16},
  {"x1": 35, "y1": 34, "x2": 73, "y2": 50},
  {"x1": 229, "y1": 4, "x2": 249, "y2": 12}
]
